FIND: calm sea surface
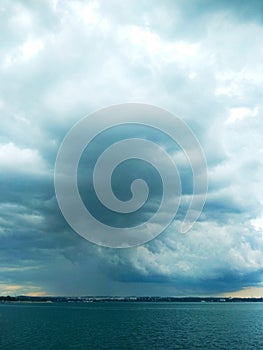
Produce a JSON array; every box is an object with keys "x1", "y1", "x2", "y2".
[{"x1": 0, "y1": 302, "x2": 263, "y2": 349}]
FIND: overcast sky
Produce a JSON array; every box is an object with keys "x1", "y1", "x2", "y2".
[{"x1": 1, "y1": 0, "x2": 263, "y2": 297}]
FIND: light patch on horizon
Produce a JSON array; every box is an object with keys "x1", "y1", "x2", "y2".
[
  {"x1": 0, "y1": 283, "x2": 46, "y2": 296},
  {"x1": 222, "y1": 287, "x2": 263, "y2": 298}
]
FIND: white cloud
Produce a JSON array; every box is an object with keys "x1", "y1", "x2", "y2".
[
  {"x1": 2, "y1": 38, "x2": 45, "y2": 69},
  {"x1": 119, "y1": 24, "x2": 201, "y2": 72},
  {"x1": 0, "y1": 142, "x2": 48, "y2": 176},
  {"x1": 225, "y1": 106, "x2": 259, "y2": 125},
  {"x1": 20, "y1": 38, "x2": 44, "y2": 61},
  {"x1": 251, "y1": 215, "x2": 263, "y2": 232},
  {"x1": 103, "y1": 219, "x2": 263, "y2": 289}
]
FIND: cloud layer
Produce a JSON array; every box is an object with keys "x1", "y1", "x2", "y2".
[{"x1": 0, "y1": 0, "x2": 263, "y2": 296}]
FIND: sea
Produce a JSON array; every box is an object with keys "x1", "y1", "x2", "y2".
[{"x1": 0, "y1": 302, "x2": 263, "y2": 349}]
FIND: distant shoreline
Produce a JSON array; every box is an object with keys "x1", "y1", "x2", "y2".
[{"x1": 1, "y1": 296, "x2": 263, "y2": 303}]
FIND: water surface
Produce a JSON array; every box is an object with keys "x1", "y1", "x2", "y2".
[{"x1": 0, "y1": 302, "x2": 262, "y2": 349}]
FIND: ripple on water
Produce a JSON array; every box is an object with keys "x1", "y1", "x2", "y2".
[{"x1": 0, "y1": 302, "x2": 263, "y2": 350}]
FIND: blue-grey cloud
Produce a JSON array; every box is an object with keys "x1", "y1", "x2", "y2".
[{"x1": 0, "y1": 0, "x2": 263, "y2": 296}]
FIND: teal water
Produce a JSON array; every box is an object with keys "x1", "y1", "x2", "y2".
[{"x1": 0, "y1": 302, "x2": 263, "y2": 349}]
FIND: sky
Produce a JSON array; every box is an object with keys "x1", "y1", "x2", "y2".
[{"x1": 0, "y1": 0, "x2": 263, "y2": 297}]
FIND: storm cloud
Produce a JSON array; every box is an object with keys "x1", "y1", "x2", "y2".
[{"x1": 0, "y1": 0, "x2": 263, "y2": 296}]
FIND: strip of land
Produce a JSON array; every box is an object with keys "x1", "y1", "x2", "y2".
[{"x1": 1, "y1": 296, "x2": 262, "y2": 303}]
